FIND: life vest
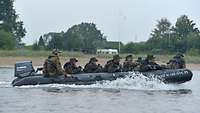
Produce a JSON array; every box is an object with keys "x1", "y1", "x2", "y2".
[{"x1": 43, "y1": 58, "x2": 57, "y2": 76}]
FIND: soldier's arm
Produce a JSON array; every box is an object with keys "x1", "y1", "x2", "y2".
[
  {"x1": 107, "y1": 67, "x2": 116, "y2": 73},
  {"x1": 83, "y1": 64, "x2": 91, "y2": 73},
  {"x1": 119, "y1": 64, "x2": 122, "y2": 72},
  {"x1": 43, "y1": 60, "x2": 48, "y2": 75},
  {"x1": 56, "y1": 60, "x2": 64, "y2": 74},
  {"x1": 71, "y1": 66, "x2": 82, "y2": 74},
  {"x1": 122, "y1": 63, "x2": 127, "y2": 72},
  {"x1": 107, "y1": 64, "x2": 114, "y2": 73},
  {"x1": 107, "y1": 64, "x2": 119, "y2": 73},
  {"x1": 182, "y1": 60, "x2": 186, "y2": 68},
  {"x1": 93, "y1": 64, "x2": 103, "y2": 73},
  {"x1": 63, "y1": 64, "x2": 72, "y2": 74},
  {"x1": 103, "y1": 64, "x2": 108, "y2": 72}
]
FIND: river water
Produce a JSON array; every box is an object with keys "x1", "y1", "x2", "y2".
[{"x1": 0, "y1": 67, "x2": 199, "y2": 113}]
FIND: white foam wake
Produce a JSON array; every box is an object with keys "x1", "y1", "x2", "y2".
[
  {"x1": 0, "y1": 81, "x2": 12, "y2": 88},
  {"x1": 17, "y1": 72, "x2": 178, "y2": 90}
]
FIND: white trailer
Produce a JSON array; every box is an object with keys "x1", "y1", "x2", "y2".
[{"x1": 96, "y1": 49, "x2": 118, "y2": 55}]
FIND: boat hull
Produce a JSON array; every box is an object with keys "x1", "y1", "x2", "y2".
[{"x1": 12, "y1": 69, "x2": 193, "y2": 86}]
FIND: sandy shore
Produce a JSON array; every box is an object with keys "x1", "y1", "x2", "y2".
[
  {"x1": 0, "y1": 56, "x2": 200, "y2": 70},
  {"x1": 0, "y1": 56, "x2": 108, "y2": 67}
]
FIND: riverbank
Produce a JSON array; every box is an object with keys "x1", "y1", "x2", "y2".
[{"x1": 0, "y1": 56, "x2": 200, "y2": 70}]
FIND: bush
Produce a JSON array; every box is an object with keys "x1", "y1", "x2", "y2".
[
  {"x1": 186, "y1": 48, "x2": 200, "y2": 56},
  {"x1": 0, "y1": 30, "x2": 15, "y2": 49}
]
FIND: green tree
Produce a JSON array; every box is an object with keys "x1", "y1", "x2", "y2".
[
  {"x1": 64, "y1": 23, "x2": 105, "y2": 51},
  {"x1": 186, "y1": 32, "x2": 200, "y2": 50},
  {"x1": 151, "y1": 18, "x2": 171, "y2": 39},
  {"x1": 0, "y1": 0, "x2": 15, "y2": 32},
  {"x1": 47, "y1": 33, "x2": 64, "y2": 50},
  {"x1": 38, "y1": 36, "x2": 45, "y2": 47},
  {"x1": 122, "y1": 42, "x2": 136, "y2": 53},
  {"x1": 32, "y1": 41, "x2": 39, "y2": 50},
  {"x1": 172, "y1": 15, "x2": 200, "y2": 52},
  {"x1": 14, "y1": 21, "x2": 26, "y2": 44},
  {"x1": 122, "y1": 42, "x2": 147, "y2": 54},
  {"x1": 47, "y1": 22, "x2": 106, "y2": 53},
  {"x1": 0, "y1": 30, "x2": 15, "y2": 49},
  {"x1": 147, "y1": 18, "x2": 172, "y2": 52},
  {"x1": 0, "y1": 0, "x2": 26, "y2": 45},
  {"x1": 173, "y1": 15, "x2": 199, "y2": 39}
]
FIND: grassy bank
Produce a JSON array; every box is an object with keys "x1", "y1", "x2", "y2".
[
  {"x1": 0, "y1": 50, "x2": 88, "y2": 57},
  {"x1": 0, "y1": 49, "x2": 199, "y2": 64}
]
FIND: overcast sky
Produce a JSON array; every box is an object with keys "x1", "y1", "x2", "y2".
[{"x1": 14, "y1": 0, "x2": 200, "y2": 45}]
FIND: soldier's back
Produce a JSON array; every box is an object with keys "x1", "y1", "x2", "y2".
[
  {"x1": 84, "y1": 63, "x2": 102, "y2": 73},
  {"x1": 123, "y1": 62, "x2": 137, "y2": 72},
  {"x1": 84, "y1": 63, "x2": 94, "y2": 73},
  {"x1": 107, "y1": 61, "x2": 122, "y2": 73},
  {"x1": 103, "y1": 60, "x2": 113, "y2": 72},
  {"x1": 63, "y1": 62, "x2": 73, "y2": 74},
  {"x1": 43, "y1": 56, "x2": 61, "y2": 77}
]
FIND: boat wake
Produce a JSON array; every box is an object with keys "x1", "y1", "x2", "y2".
[
  {"x1": 0, "y1": 81, "x2": 12, "y2": 88},
  {"x1": 16, "y1": 72, "x2": 182, "y2": 90}
]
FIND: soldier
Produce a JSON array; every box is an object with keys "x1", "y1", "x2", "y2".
[
  {"x1": 139, "y1": 54, "x2": 162, "y2": 72},
  {"x1": 122, "y1": 55, "x2": 137, "y2": 72},
  {"x1": 167, "y1": 58, "x2": 178, "y2": 69},
  {"x1": 175, "y1": 53, "x2": 186, "y2": 69},
  {"x1": 43, "y1": 49, "x2": 64, "y2": 77},
  {"x1": 133, "y1": 57, "x2": 143, "y2": 71},
  {"x1": 63, "y1": 58, "x2": 82, "y2": 74},
  {"x1": 104, "y1": 55, "x2": 122, "y2": 73},
  {"x1": 167, "y1": 53, "x2": 186, "y2": 69},
  {"x1": 136, "y1": 57, "x2": 142, "y2": 65},
  {"x1": 83, "y1": 57, "x2": 103, "y2": 73}
]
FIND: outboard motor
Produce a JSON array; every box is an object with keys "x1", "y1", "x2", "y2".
[{"x1": 15, "y1": 61, "x2": 35, "y2": 78}]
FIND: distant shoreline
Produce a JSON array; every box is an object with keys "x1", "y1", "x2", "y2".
[{"x1": 0, "y1": 56, "x2": 200, "y2": 70}]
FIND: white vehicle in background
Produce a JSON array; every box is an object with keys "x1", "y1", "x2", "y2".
[{"x1": 96, "y1": 49, "x2": 118, "y2": 55}]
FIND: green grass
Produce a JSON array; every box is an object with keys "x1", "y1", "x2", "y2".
[
  {"x1": 0, "y1": 49, "x2": 88, "y2": 57},
  {"x1": 0, "y1": 49, "x2": 200, "y2": 63}
]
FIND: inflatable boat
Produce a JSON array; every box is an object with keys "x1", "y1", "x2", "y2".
[{"x1": 12, "y1": 61, "x2": 193, "y2": 86}]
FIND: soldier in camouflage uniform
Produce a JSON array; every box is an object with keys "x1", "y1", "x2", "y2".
[
  {"x1": 139, "y1": 54, "x2": 162, "y2": 72},
  {"x1": 104, "y1": 55, "x2": 122, "y2": 73},
  {"x1": 63, "y1": 58, "x2": 82, "y2": 74},
  {"x1": 167, "y1": 53, "x2": 186, "y2": 69},
  {"x1": 136, "y1": 57, "x2": 142, "y2": 65},
  {"x1": 167, "y1": 58, "x2": 177, "y2": 69},
  {"x1": 122, "y1": 55, "x2": 138, "y2": 72},
  {"x1": 133, "y1": 57, "x2": 143, "y2": 71},
  {"x1": 43, "y1": 49, "x2": 64, "y2": 77},
  {"x1": 83, "y1": 57, "x2": 103, "y2": 73}
]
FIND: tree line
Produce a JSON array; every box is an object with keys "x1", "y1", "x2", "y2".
[
  {"x1": 35, "y1": 15, "x2": 200, "y2": 55},
  {"x1": 122, "y1": 15, "x2": 200, "y2": 55},
  {"x1": 147, "y1": 15, "x2": 200, "y2": 54},
  {"x1": 1, "y1": 0, "x2": 200, "y2": 55},
  {"x1": 33, "y1": 23, "x2": 122, "y2": 53}
]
